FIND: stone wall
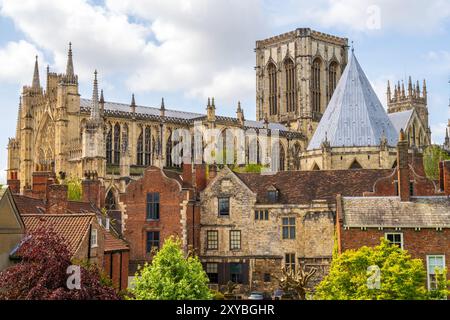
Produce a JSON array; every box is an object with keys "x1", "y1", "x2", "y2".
[{"x1": 200, "y1": 167, "x2": 335, "y2": 294}]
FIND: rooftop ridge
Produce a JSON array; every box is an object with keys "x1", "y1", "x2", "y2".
[{"x1": 307, "y1": 52, "x2": 398, "y2": 150}]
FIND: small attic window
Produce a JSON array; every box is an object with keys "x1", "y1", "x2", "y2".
[{"x1": 267, "y1": 186, "x2": 279, "y2": 203}]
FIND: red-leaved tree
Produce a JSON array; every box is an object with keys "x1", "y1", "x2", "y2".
[{"x1": 0, "y1": 227, "x2": 119, "y2": 300}]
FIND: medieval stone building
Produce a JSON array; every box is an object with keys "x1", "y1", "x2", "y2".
[
  {"x1": 6, "y1": 43, "x2": 305, "y2": 209},
  {"x1": 7, "y1": 28, "x2": 433, "y2": 211}
]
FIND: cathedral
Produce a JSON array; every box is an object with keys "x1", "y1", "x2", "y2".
[{"x1": 7, "y1": 28, "x2": 432, "y2": 205}]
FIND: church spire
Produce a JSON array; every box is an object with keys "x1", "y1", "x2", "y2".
[
  {"x1": 408, "y1": 76, "x2": 413, "y2": 97},
  {"x1": 160, "y1": 97, "x2": 165, "y2": 117},
  {"x1": 130, "y1": 93, "x2": 136, "y2": 113},
  {"x1": 66, "y1": 42, "x2": 74, "y2": 77},
  {"x1": 32, "y1": 55, "x2": 40, "y2": 89},
  {"x1": 90, "y1": 70, "x2": 100, "y2": 120},
  {"x1": 387, "y1": 80, "x2": 391, "y2": 101}
]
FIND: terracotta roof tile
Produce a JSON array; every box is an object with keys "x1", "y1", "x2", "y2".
[
  {"x1": 13, "y1": 195, "x2": 100, "y2": 215},
  {"x1": 21, "y1": 214, "x2": 94, "y2": 255},
  {"x1": 13, "y1": 195, "x2": 45, "y2": 214},
  {"x1": 235, "y1": 169, "x2": 392, "y2": 204},
  {"x1": 104, "y1": 232, "x2": 129, "y2": 252}
]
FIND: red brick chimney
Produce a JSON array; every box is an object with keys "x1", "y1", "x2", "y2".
[
  {"x1": 7, "y1": 178, "x2": 20, "y2": 194},
  {"x1": 182, "y1": 163, "x2": 193, "y2": 186},
  {"x1": 32, "y1": 171, "x2": 55, "y2": 200},
  {"x1": 397, "y1": 129, "x2": 410, "y2": 202},
  {"x1": 46, "y1": 183, "x2": 68, "y2": 214},
  {"x1": 440, "y1": 160, "x2": 450, "y2": 195},
  {"x1": 194, "y1": 164, "x2": 207, "y2": 192},
  {"x1": 82, "y1": 172, "x2": 105, "y2": 208}
]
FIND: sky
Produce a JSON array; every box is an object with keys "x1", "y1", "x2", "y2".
[{"x1": 1, "y1": 0, "x2": 450, "y2": 184}]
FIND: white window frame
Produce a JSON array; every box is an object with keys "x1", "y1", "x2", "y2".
[
  {"x1": 426, "y1": 255, "x2": 446, "y2": 291},
  {"x1": 384, "y1": 232, "x2": 403, "y2": 249},
  {"x1": 91, "y1": 228, "x2": 98, "y2": 248}
]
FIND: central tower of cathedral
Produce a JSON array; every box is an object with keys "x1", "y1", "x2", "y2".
[{"x1": 255, "y1": 28, "x2": 349, "y2": 141}]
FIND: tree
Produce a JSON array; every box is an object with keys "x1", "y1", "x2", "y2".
[
  {"x1": 429, "y1": 268, "x2": 450, "y2": 300},
  {"x1": 315, "y1": 239, "x2": 428, "y2": 300},
  {"x1": 67, "y1": 176, "x2": 82, "y2": 201},
  {"x1": 129, "y1": 237, "x2": 212, "y2": 300},
  {"x1": 423, "y1": 145, "x2": 450, "y2": 180},
  {"x1": 275, "y1": 266, "x2": 317, "y2": 300},
  {"x1": 0, "y1": 227, "x2": 119, "y2": 300}
]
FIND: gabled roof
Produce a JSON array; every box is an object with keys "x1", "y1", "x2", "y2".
[
  {"x1": 308, "y1": 52, "x2": 398, "y2": 150},
  {"x1": 235, "y1": 169, "x2": 392, "y2": 204},
  {"x1": 341, "y1": 196, "x2": 450, "y2": 228},
  {"x1": 21, "y1": 214, "x2": 94, "y2": 255},
  {"x1": 104, "y1": 232, "x2": 129, "y2": 252},
  {"x1": 0, "y1": 186, "x2": 25, "y2": 232},
  {"x1": 388, "y1": 109, "x2": 413, "y2": 133}
]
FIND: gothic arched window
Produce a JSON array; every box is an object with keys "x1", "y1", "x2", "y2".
[
  {"x1": 279, "y1": 143, "x2": 286, "y2": 171},
  {"x1": 166, "y1": 129, "x2": 173, "y2": 168},
  {"x1": 328, "y1": 61, "x2": 338, "y2": 101},
  {"x1": 106, "y1": 126, "x2": 113, "y2": 164},
  {"x1": 105, "y1": 189, "x2": 116, "y2": 210},
  {"x1": 113, "y1": 123, "x2": 121, "y2": 164},
  {"x1": 285, "y1": 59, "x2": 296, "y2": 113},
  {"x1": 268, "y1": 62, "x2": 278, "y2": 116},
  {"x1": 137, "y1": 129, "x2": 144, "y2": 166},
  {"x1": 145, "y1": 127, "x2": 151, "y2": 166},
  {"x1": 312, "y1": 58, "x2": 322, "y2": 115}
]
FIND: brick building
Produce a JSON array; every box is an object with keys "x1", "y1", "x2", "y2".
[
  {"x1": 2, "y1": 171, "x2": 130, "y2": 291},
  {"x1": 337, "y1": 132, "x2": 450, "y2": 291},
  {"x1": 121, "y1": 165, "x2": 202, "y2": 282}
]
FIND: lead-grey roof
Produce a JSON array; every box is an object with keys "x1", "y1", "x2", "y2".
[
  {"x1": 342, "y1": 196, "x2": 450, "y2": 228},
  {"x1": 307, "y1": 52, "x2": 399, "y2": 150},
  {"x1": 80, "y1": 98, "x2": 289, "y2": 131},
  {"x1": 388, "y1": 110, "x2": 413, "y2": 134},
  {"x1": 80, "y1": 98, "x2": 203, "y2": 120}
]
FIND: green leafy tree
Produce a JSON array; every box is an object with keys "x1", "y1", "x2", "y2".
[
  {"x1": 315, "y1": 239, "x2": 428, "y2": 300},
  {"x1": 423, "y1": 145, "x2": 450, "y2": 180},
  {"x1": 129, "y1": 237, "x2": 212, "y2": 300},
  {"x1": 67, "y1": 176, "x2": 82, "y2": 201},
  {"x1": 429, "y1": 268, "x2": 449, "y2": 300}
]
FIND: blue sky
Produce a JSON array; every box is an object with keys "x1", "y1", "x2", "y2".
[{"x1": 1, "y1": 0, "x2": 450, "y2": 184}]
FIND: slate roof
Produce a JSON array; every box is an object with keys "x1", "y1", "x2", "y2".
[
  {"x1": 235, "y1": 169, "x2": 392, "y2": 204},
  {"x1": 388, "y1": 110, "x2": 413, "y2": 133},
  {"x1": 80, "y1": 99, "x2": 292, "y2": 133},
  {"x1": 308, "y1": 52, "x2": 398, "y2": 150},
  {"x1": 341, "y1": 196, "x2": 450, "y2": 228},
  {"x1": 21, "y1": 214, "x2": 94, "y2": 255}
]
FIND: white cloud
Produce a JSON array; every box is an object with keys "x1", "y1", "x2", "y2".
[
  {"x1": 431, "y1": 122, "x2": 448, "y2": 145},
  {"x1": 270, "y1": 0, "x2": 450, "y2": 34},
  {"x1": 1, "y1": 0, "x2": 265, "y2": 105},
  {"x1": 0, "y1": 40, "x2": 46, "y2": 85},
  {"x1": 187, "y1": 67, "x2": 255, "y2": 107},
  {"x1": 370, "y1": 74, "x2": 397, "y2": 109}
]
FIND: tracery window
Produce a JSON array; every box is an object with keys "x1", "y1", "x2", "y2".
[
  {"x1": 312, "y1": 58, "x2": 322, "y2": 114},
  {"x1": 285, "y1": 59, "x2": 296, "y2": 112},
  {"x1": 268, "y1": 62, "x2": 278, "y2": 115}
]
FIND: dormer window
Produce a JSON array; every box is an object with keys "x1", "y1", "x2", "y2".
[{"x1": 267, "y1": 186, "x2": 279, "y2": 203}]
